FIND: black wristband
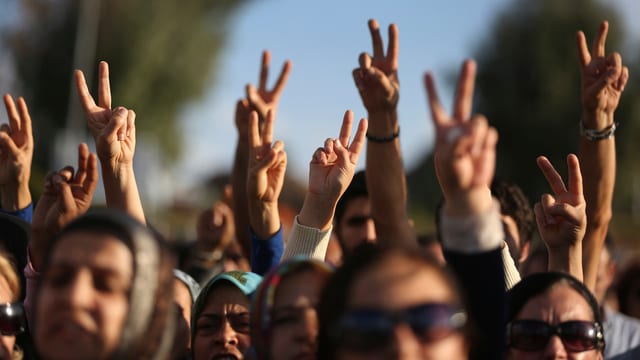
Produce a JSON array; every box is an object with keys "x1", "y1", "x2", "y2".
[{"x1": 366, "y1": 128, "x2": 400, "y2": 143}]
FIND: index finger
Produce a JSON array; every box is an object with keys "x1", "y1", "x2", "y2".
[
  {"x1": 387, "y1": 23, "x2": 399, "y2": 69},
  {"x1": 348, "y1": 118, "x2": 368, "y2": 159},
  {"x1": 423, "y1": 72, "x2": 447, "y2": 127},
  {"x1": 262, "y1": 110, "x2": 274, "y2": 144},
  {"x1": 536, "y1": 156, "x2": 567, "y2": 195},
  {"x1": 259, "y1": 50, "x2": 271, "y2": 91},
  {"x1": 248, "y1": 111, "x2": 261, "y2": 148},
  {"x1": 75, "y1": 70, "x2": 97, "y2": 113},
  {"x1": 3, "y1": 94, "x2": 20, "y2": 132},
  {"x1": 576, "y1": 31, "x2": 591, "y2": 68},
  {"x1": 592, "y1": 21, "x2": 609, "y2": 58},
  {"x1": 338, "y1": 110, "x2": 354, "y2": 147},
  {"x1": 368, "y1": 19, "x2": 384, "y2": 59},
  {"x1": 452, "y1": 59, "x2": 477, "y2": 122},
  {"x1": 17, "y1": 97, "x2": 33, "y2": 140},
  {"x1": 566, "y1": 154, "x2": 583, "y2": 197}
]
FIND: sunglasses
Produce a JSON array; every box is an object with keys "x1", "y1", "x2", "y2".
[
  {"x1": 332, "y1": 303, "x2": 467, "y2": 352},
  {"x1": 506, "y1": 319, "x2": 604, "y2": 352},
  {"x1": 0, "y1": 303, "x2": 25, "y2": 336}
]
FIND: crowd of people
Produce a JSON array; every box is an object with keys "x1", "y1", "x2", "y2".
[{"x1": 0, "y1": 17, "x2": 636, "y2": 360}]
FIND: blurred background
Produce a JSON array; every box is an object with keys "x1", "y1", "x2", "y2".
[{"x1": 0, "y1": 0, "x2": 639, "y2": 248}]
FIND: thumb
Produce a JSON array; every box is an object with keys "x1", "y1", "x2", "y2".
[{"x1": 104, "y1": 107, "x2": 128, "y2": 143}]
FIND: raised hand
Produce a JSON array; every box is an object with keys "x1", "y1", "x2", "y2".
[
  {"x1": 0, "y1": 94, "x2": 33, "y2": 211},
  {"x1": 298, "y1": 111, "x2": 367, "y2": 231},
  {"x1": 353, "y1": 19, "x2": 399, "y2": 114},
  {"x1": 75, "y1": 62, "x2": 135, "y2": 169},
  {"x1": 425, "y1": 60, "x2": 498, "y2": 215},
  {"x1": 307, "y1": 111, "x2": 367, "y2": 201},
  {"x1": 196, "y1": 201, "x2": 236, "y2": 254},
  {"x1": 31, "y1": 143, "x2": 98, "y2": 269},
  {"x1": 577, "y1": 21, "x2": 629, "y2": 127},
  {"x1": 535, "y1": 155, "x2": 586, "y2": 250},
  {"x1": 244, "y1": 50, "x2": 292, "y2": 124},
  {"x1": 247, "y1": 110, "x2": 286, "y2": 239}
]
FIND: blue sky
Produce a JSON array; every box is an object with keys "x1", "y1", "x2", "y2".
[{"x1": 177, "y1": 0, "x2": 640, "y2": 192}]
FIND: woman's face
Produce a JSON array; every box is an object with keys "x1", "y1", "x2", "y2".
[
  {"x1": 336, "y1": 256, "x2": 468, "y2": 360},
  {"x1": 506, "y1": 284, "x2": 603, "y2": 360},
  {"x1": 35, "y1": 231, "x2": 132, "y2": 360},
  {"x1": 269, "y1": 269, "x2": 326, "y2": 360},
  {"x1": 0, "y1": 274, "x2": 16, "y2": 359},
  {"x1": 193, "y1": 283, "x2": 251, "y2": 360}
]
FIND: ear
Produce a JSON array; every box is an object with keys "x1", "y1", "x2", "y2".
[{"x1": 518, "y1": 241, "x2": 531, "y2": 264}]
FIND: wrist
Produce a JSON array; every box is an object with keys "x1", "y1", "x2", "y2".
[
  {"x1": 366, "y1": 110, "x2": 399, "y2": 137},
  {"x1": 444, "y1": 188, "x2": 493, "y2": 217},
  {"x1": 582, "y1": 111, "x2": 614, "y2": 130},
  {"x1": 249, "y1": 201, "x2": 281, "y2": 239},
  {"x1": 298, "y1": 193, "x2": 335, "y2": 231},
  {"x1": 0, "y1": 183, "x2": 32, "y2": 211}
]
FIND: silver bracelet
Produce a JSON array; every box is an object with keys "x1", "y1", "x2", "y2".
[{"x1": 579, "y1": 120, "x2": 618, "y2": 141}]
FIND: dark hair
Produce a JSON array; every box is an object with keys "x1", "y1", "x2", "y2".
[
  {"x1": 334, "y1": 171, "x2": 368, "y2": 228},
  {"x1": 37, "y1": 210, "x2": 176, "y2": 360},
  {"x1": 507, "y1": 272, "x2": 604, "y2": 351},
  {"x1": 316, "y1": 243, "x2": 467, "y2": 359},
  {"x1": 491, "y1": 178, "x2": 535, "y2": 246},
  {"x1": 616, "y1": 258, "x2": 640, "y2": 316}
]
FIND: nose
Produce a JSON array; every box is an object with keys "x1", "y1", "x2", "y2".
[
  {"x1": 364, "y1": 219, "x2": 376, "y2": 243},
  {"x1": 389, "y1": 323, "x2": 422, "y2": 359},
  {"x1": 543, "y1": 335, "x2": 568, "y2": 359},
  {"x1": 64, "y1": 271, "x2": 93, "y2": 309},
  {"x1": 213, "y1": 319, "x2": 238, "y2": 346},
  {"x1": 295, "y1": 308, "x2": 319, "y2": 344}
]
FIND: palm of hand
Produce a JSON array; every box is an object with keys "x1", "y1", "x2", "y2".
[
  {"x1": 96, "y1": 127, "x2": 134, "y2": 166},
  {"x1": 542, "y1": 194, "x2": 585, "y2": 249},
  {"x1": 308, "y1": 155, "x2": 351, "y2": 199}
]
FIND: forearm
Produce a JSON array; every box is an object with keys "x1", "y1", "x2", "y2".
[
  {"x1": 101, "y1": 162, "x2": 146, "y2": 224},
  {"x1": 1, "y1": 182, "x2": 32, "y2": 212},
  {"x1": 548, "y1": 244, "x2": 584, "y2": 282},
  {"x1": 579, "y1": 111, "x2": 615, "y2": 290},
  {"x1": 248, "y1": 200, "x2": 280, "y2": 240},
  {"x1": 298, "y1": 193, "x2": 335, "y2": 231},
  {"x1": 365, "y1": 110, "x2": 411, "y2": 245},
  {"x1": 231, "y1": 143, "x2": 251, "y2": 258}
]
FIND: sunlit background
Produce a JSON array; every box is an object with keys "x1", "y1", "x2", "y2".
[{"x1": 1, "y1": 0, "x2": 639, "y2": 241}]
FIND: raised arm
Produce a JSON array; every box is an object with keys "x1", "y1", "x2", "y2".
[
  {"x1": 425, "y1": 59, "x2": 504, "y2": 360},
  {"x1": 231, "y1": 50, "x2": 291, "y2": 259},
  {"x1": 247, "y1": 110, "x2": 286, "y2": 273},
  {"x1": 284, "y1": 111, "x2": 367, "y2": 259},
  {"x1": 534, "y1": 155, "x2": 586, "y2": 281},
  {"x1": 30, "y1": 143, "x2": 98, "y2": 270},
  {"x1": 352, "y1": 19, "x2": 412, "y2": 246},
  {"x1": 576, "y1": 21, "x2": 629, "y2": 291},
  {"x1": 75, "y1": 61, "x2": 145, "y2": 224},
  {"x1": 0, "y1": 95, "x2": 33, "y2": 216}
]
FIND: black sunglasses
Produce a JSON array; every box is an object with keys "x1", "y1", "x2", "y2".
[
  {"x1": 506, "y1": 319, "x2": 604, "y2": 352},
  {"x1": 0, "y1": 303, "x2": 25, "y2": 336},
  {"x1": 332, "y1": 303, "x2": 467, "y2": 352}
]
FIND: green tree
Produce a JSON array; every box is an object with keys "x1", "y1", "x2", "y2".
[
  {"x1": 408, "y1": 0, "x2": 640, "y2": 231},
  {"x1": 2, "y1": 0, "x2": 246, "y2": 180}
]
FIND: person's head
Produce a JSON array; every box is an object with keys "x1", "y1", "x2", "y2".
[
  {"x1": 34, "y1": 210, "x2": 176, "y2": 360},
  {"x1": 0, "y1": 213, "x2": 30, "y2": 300},
  {"x1": 0, "y1": 253, "x2": 24, "y2": 360},
  {"x1": 616, "y1": 258, "x2": 640, "y2": 319},
  {"x1": 172, "y1": 269, "x2": 201, "y2": 359},
  {"x1": 191, "y1": 271, "x2": 262, "y2": 360},
  {"x1": 334, "y1": 171, "x2": 376, "y2": 255},
  {"x1": 251, "y1": 257, "x2": 333, "y2": 360},
  {"x1": 594, "y1": 234, "x2": 617, "y2": 305},
  {"x1": 491, "y1": 178, "x2": 535, "y2": 265},
  {"x1": 506, "y1": 272, "x2": 604, "y2": 360},
  {"x1": 317, "y1": 244, "x2": 469, "y2": 360}
]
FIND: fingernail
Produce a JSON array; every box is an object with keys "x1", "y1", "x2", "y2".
[
  {"x1": 118, "y1": 132, "x2": 125, "y2": 141},
  {"x1": 114, "y1": 107, "x2": 126, "y2": 116},
  {"x1": 367, "y1": 68, "x2": 375, "y2": 75}
]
